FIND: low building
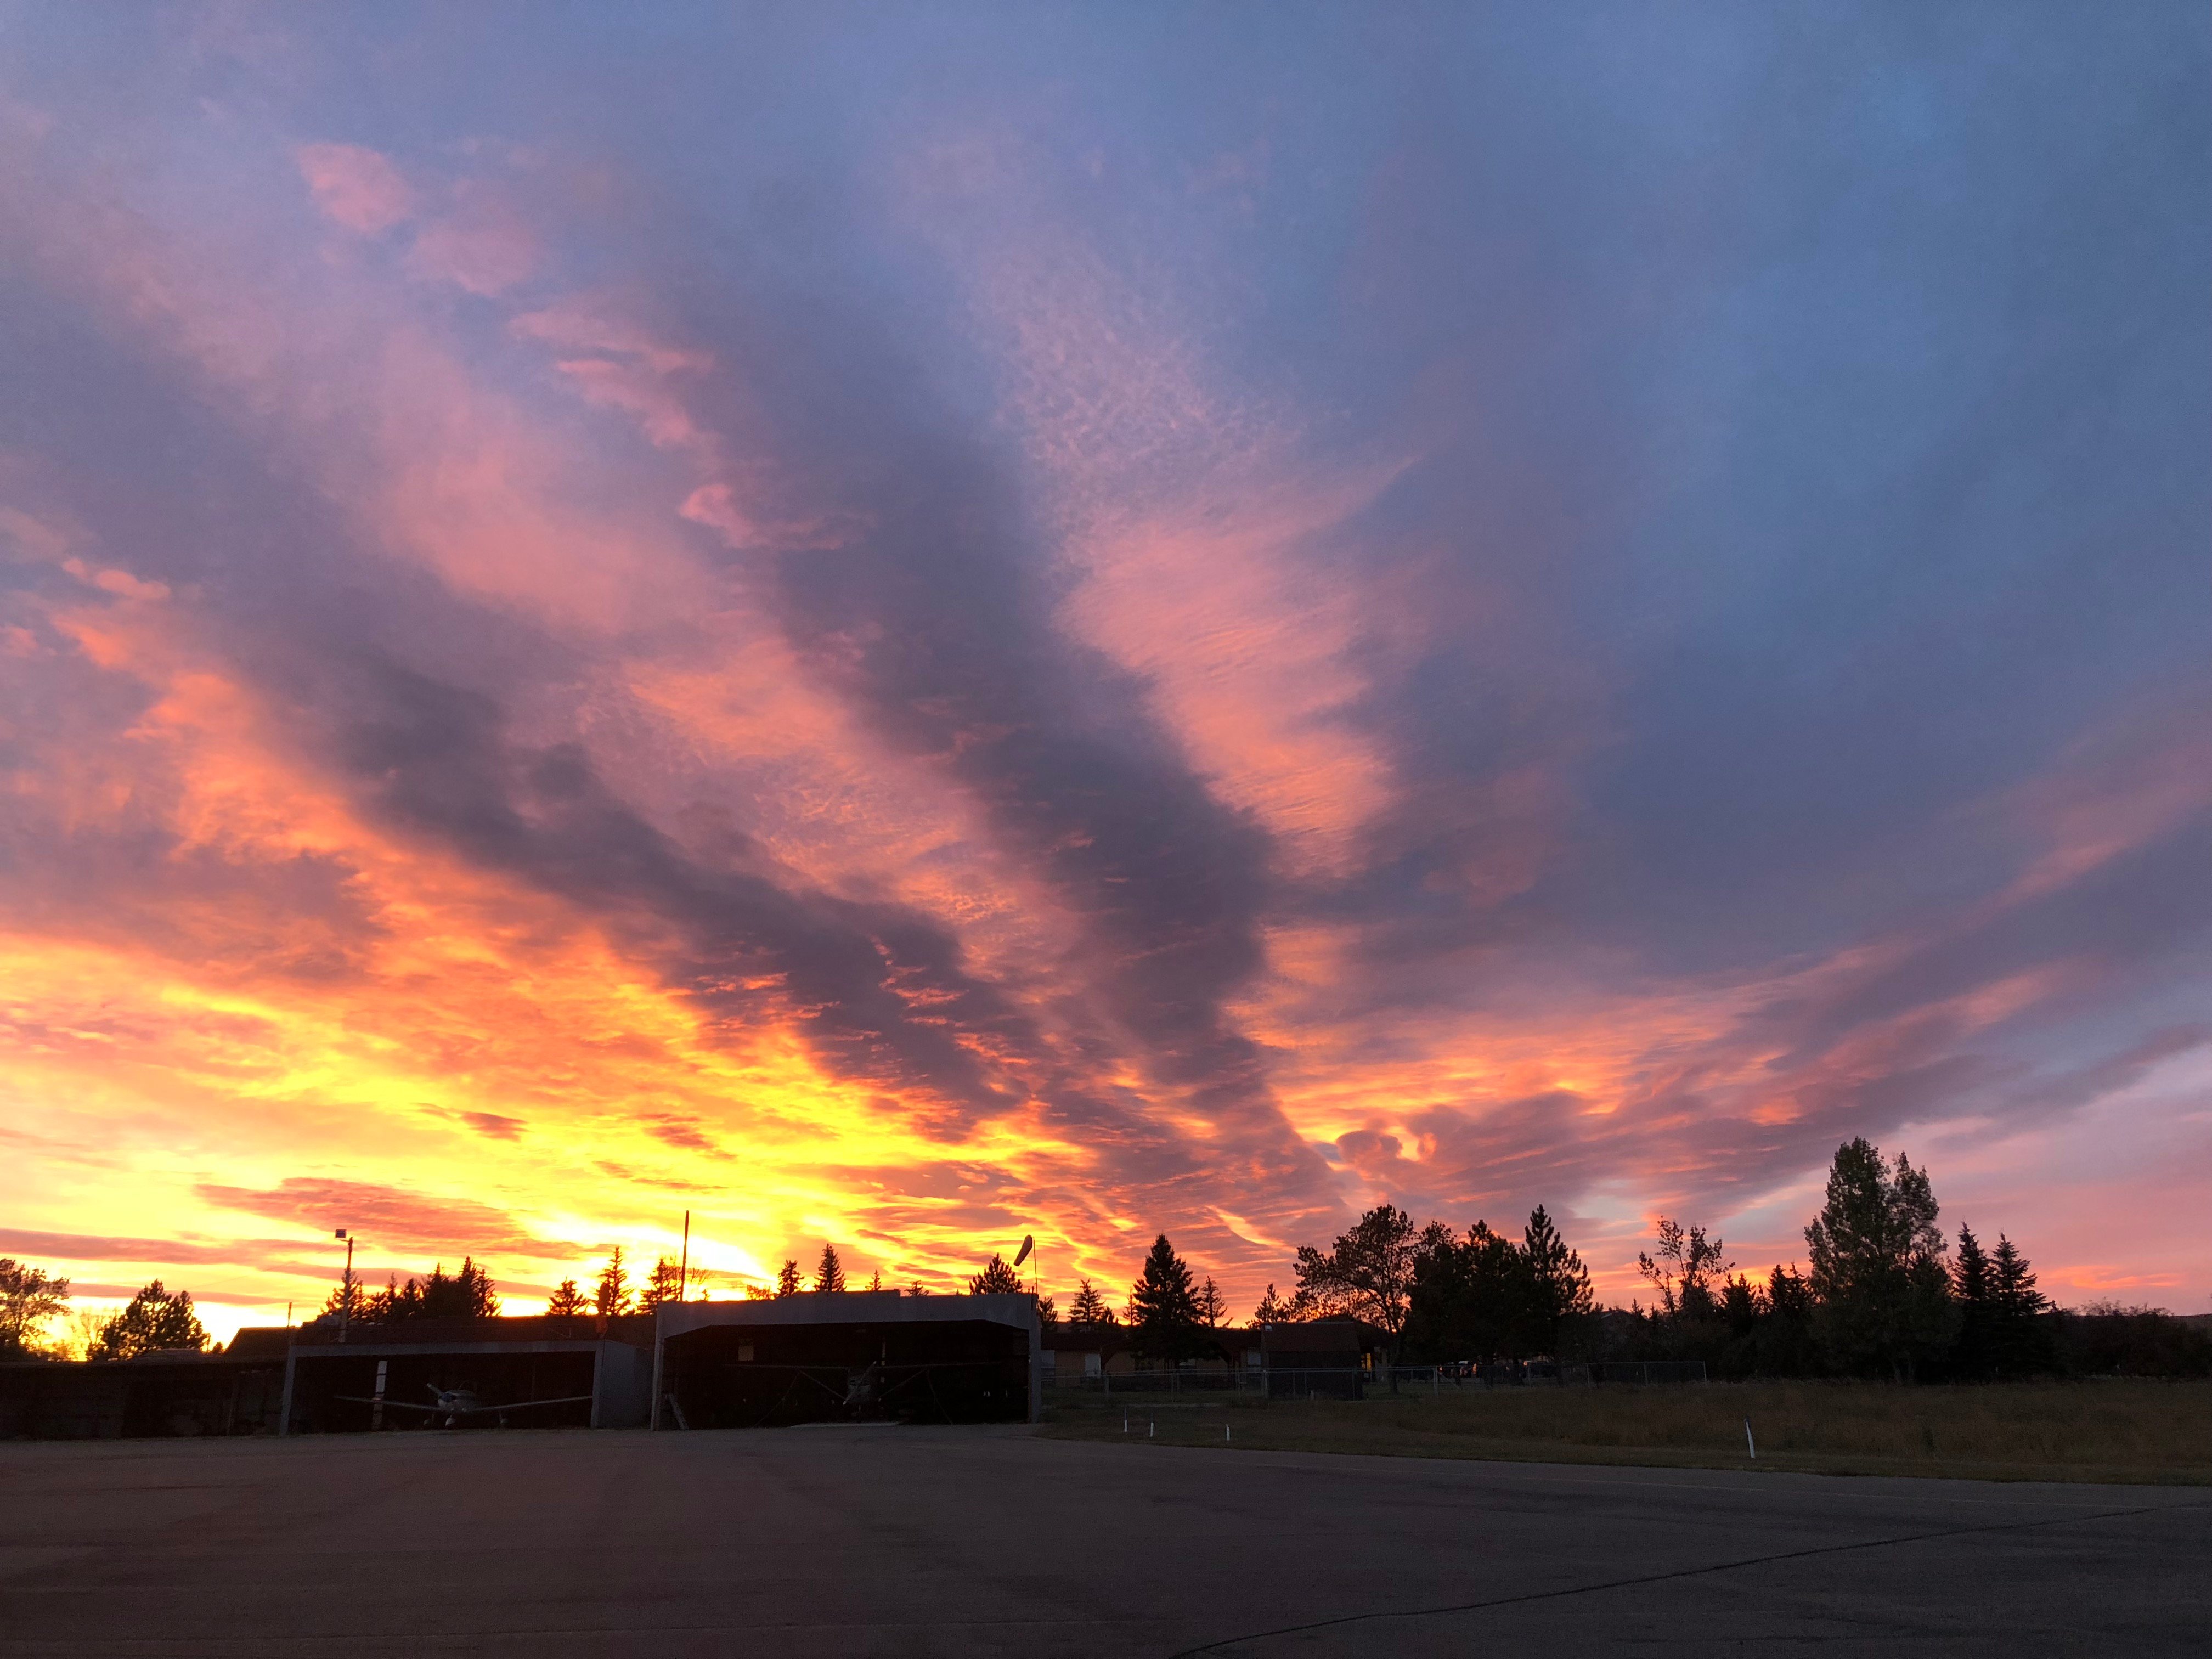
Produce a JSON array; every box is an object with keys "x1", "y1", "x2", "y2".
[
  {"x1": 0, "y1": 1351, "x2": 286, "y2": 1440},
  {"x1": 653, "y1": 1291, "x2": 1039, "y2": 1427},
  {"x1": 1257, "y1": 1318, "x2": 1381, "y2": 1398},
  {"x1": 275, "y1": 1314, "x2": 655, "y2": 1434}
]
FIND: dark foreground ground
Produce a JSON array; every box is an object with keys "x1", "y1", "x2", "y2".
[{"x1": 2, "y1": 1426, "x2": 2205, "y2": 1657}]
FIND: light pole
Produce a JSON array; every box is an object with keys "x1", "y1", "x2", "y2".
[{"x1": 335, "y1": 1229, "x2": 356, "y2": 1345}]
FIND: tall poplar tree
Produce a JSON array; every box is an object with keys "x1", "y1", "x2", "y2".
[{"x1": 1805, "y1": 1138, "x2": 1956, "y2": 1380}]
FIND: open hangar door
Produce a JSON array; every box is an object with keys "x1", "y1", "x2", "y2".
[
  {"x1": 283, "y1": 1346, "x2": 599, "y2": 1433},
  {"x1": 656, "y1": 1293, "x2": 1037, "y2": 1428}
]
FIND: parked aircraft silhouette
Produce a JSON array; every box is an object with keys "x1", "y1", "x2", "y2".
[{"x1": 336, "y1": 1383, "x2": 594, "y2": 1429}]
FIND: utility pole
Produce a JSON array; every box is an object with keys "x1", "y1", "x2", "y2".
[
  {"x1": 335, "y1": 1229, "x2": 356, "y2": 1344},
  {"x1": 678, "y1": 1210, "x2": 690, "y2": 1304}
]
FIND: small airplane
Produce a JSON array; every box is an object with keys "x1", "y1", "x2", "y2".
[{"x1": 337, "y1": 1383, "x2": 595, "y2": 1429}]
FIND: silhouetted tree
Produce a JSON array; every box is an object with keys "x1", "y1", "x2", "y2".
[
  {"x1": 640, "y1": 1255, "x2": 688, "y2": 1308},
  {"x1": 89, "y1": 1282, "x2": 207, "y2": 1359},
  {"x1": 1294, "y1": 1205, "x2": 1419, "y2": 1348},
  {"x1": 445, "y1": 1259, "x2": 500, "y2": 1318},
  {"x1": 1403, "y1": 1219, "x2": 1534, "y2": 1367},
  {"x1": 0, "y1": 1259, "x2": 70, "y2": 1356},
  {"x1": 1068, "y1": 1279, "x2": 1116, "y2": 1326},
  {"x1": 1195, "y1": 1277, "x2": 1227, "y2": 1328},
  {"x1": 1130, "y1": 1235, "x2": 1203, "y2": 1362},
  {"x1": 1805, "y1": 1138, "x2": 1955, "y2": 1380},
  {"x1": 544, "y1": 1278, "x2": 589, "y2": 1318},
  {"x1": 594, "y1": 1248, "x2": 633, "y2": 1317},
  {"x1": 1251, "y1": 1283, "x2": 1312, "y2": 1324},
  {"x1": 1721, "y1": 1274, "x2": 1760, "y2": 1340},
  {"x1": 1988, "y1": 1234, "x2": 2055, "y2": 1375},
  {"x1": 1035, "y1": 1293, "x2": 1058, "y2": 1329},
  {"x1": 969, "y1": 1254, "x2": 1025, "y2": 1295},
  {"x1": 776, "y1": 1260, "x2": 803, "y2": 1297},
  {"x1": 2055, "y1": 1302, "x2": 2212, "y2": 1377},
  {"x1": 327, "y1": 1259, "x2": 498, "y2": 1324},
  {"x1": 1758, "y1": 1263, "x2": 1819, "y2": 1376},
  {"x1": 1521, "y1": 1206, "x2": 1594, "y2": 1352},
  {"x1": 867, "y1": 1270, "x2": 882, "y2": 1292},
  {"x1": 1637, "y1": 1218, "x2": 1731, "y2": 1321},
  {"x1": 815, "y1": 1245, "x2": 847, "y2": 1294},
  {"x1": 1951, "y1": 1226, "x2": 1995, "y2": 1377}
]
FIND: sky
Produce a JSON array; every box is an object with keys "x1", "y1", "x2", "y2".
[{"x1": 2, "y1": 4, "x2": 2207, "y2": 1344}]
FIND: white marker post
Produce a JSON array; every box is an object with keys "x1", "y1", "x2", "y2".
[{"x1": 1745, "y1": 1417, "x2": 1756, "y2": 1459}]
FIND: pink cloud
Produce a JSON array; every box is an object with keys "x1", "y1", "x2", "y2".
[
  {"x1": 409, "y1": 188, "x2": 539, "y2": 295},
  {"x1": 295, "y1": 142, "x2": 414, "y2": 234}
]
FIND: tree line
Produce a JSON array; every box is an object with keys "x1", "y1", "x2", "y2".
[
  {"x1": 0, "y1": 1265, "x2": 210, "y2": 1361},
  {"x1": 4, "y1": 1136, "x2": 2204, "y2": 1378}
]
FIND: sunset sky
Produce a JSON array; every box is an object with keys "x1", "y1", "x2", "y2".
[{"x1": 3, "y1": 6, "x2": 2207, "y2": 1344}]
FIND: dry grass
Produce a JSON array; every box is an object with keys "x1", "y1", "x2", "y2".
[{"x1": 1040, "y1": 1379, "x2": 2212, "y2": 1483}]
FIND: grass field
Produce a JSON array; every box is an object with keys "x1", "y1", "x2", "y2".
[{"x1": 1040, "y1": 1379, "x2": 2212, "y2": 1483}]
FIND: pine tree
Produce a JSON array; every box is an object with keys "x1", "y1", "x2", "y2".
[
  {"x1": 1195, "y1": 1277, "x2": 1227, "y2": 1327},
  {"x1": 969, "y1": 1254, "x2": 1025, "y2": 1295},
  {"x1": 0, "y1": 1259, "x2": 71, "y2": 1356},
  {"x1": 452, "y1": 1258, "x2": 500, "y2": 1318},
  {"x1": 867, "y1": 1270, "x2": 882, "y2": 1292},
  {"x1": 1951, "y1": 1226, "x2": 1995, "y2": 1378},
  {"x1": 640, "y1": 1255, "x2": 687, "y2": 1307},
  {"x1": 1989, "y1": 1234, "x2": 2053, "y2": 1376},
  {"x1": 1068, "y1": 1278, "x2": 1116, "y2": 1326},
  {"x1": 1755, "y1": 1263, "x2": 1820, "y2": 1377},
  {"x1": 1721, "y1": 1274, "x2": 1762, "y2": 1339},
  {"x1": 594, "y1": 1248, "x2": 632, "y2": 1317},
  {"x1": 815, "y1": 1244, "x2": 847, "y2": 1294},
  {"x1": 544, "y1": 1278, "x2": 589, "y2": 1317},
  {"x1": 776, "y1": 1259, "x2": 803, "y2": 1298},
  {"x1": 1522, "y1": 1206, "x2": 1595, "y2": 1350},
  {"x1": 1401, "y1": 1220, "x2": 1534, "y2": 1368},
  {"x1": 1252, "y1": 1283, "x2": 1312, "y2": 1324},
  {"x1": 1130, "y1": 1235, "x2": 1201, "y2": 1362}
]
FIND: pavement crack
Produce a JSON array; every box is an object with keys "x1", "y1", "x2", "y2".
[{"x1": 1166, "y1": 1501, "x2": 2203, "y2": 1656}]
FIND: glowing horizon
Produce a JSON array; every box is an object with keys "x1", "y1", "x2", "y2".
[{"x1": 3, "y1": 8, "x2": 2207, "y2": 1347}]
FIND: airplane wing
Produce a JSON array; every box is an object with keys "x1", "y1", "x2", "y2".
[
  {"x1": 334, "y1": 1395, "x2": 594, "y2": 1413},
  {"x1": 444, "y1": 1394, "x2": 596, "y2": 1413}
]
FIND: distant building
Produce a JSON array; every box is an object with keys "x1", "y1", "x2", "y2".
[{"x1": 653, "y1": 1290, "x2": 1039, "y2": 1426}]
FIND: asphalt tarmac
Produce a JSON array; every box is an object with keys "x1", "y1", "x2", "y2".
[{"x1": 2, "y1": 1425, "x2": 2204, "y2": 1656}]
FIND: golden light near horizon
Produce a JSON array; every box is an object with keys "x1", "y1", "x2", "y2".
[{"x1": 3, "y1": 3, "x2": 2209, "y2": 1353}]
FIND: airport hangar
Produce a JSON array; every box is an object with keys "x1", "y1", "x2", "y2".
[{"x1": 3, "y1": 1292, "x2": 1039, "y2": 1438}]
